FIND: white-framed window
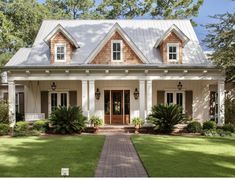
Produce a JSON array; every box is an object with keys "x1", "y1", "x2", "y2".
[
  {"x1": 55, "y1": 43, "x2": 66, "y2": 62},
  {"x1": 165, "y1": 90, "x2": 185, "y2": 112},
  {"x1": 49, "y1": 92, "x2": 69, "y2": 113},
  {"x1": 111, "y1": 40, "x2": 122, "y2": 62},
  {"x1": 167, "y1": 43, "x2": 179, "y2": 63}
]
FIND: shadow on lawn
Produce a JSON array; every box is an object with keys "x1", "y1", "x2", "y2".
[
  {"x1": 133, "y1": 135, "x2": 235, "y2": 177},
  {"x1": 0, "y1": 136, "x2": 104, "y2": 177}
]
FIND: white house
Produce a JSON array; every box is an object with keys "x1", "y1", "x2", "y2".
[{"x1": 4, "y1": 20, "x2": 225, "y2": 127}]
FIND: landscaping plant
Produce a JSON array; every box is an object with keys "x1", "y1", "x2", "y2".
[
  {"x1": 90, "y1": 116, "x2": 103, "y2": 128},
  {"x1": 147, "y1": 104, "x2": 185, "y2": 133},
  {"x1": 187, "y1": 121, "x2": 202, "y2": 133},
  {"x1": 132, "y1": 117, "x2": 144, "y2": 128},
  {"x1": 222, "y1": 124, "x2": 235, "y2": 133},
  {"x1": 49, "y1": 106, "x2": 87, "y2": 134},
  {"x1": 0, "y1": 100, "x2": 9, "y2": 124},
  {"x1": 0, "y1": 123, "x2": 10, "y2": 135},
  {"x1": 203, "y1": 121, "x2": 216, "y2": 130},
  {"x1": 14, "y1": 121, "x2": 29, "y2": 136},
  {"x1": 33, "y1": 119, "x2": 48, "y2": 133}
]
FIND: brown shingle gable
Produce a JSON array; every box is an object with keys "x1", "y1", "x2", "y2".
[{"x1": 90, "y1": 31, "x2": 143, "y2": 64}]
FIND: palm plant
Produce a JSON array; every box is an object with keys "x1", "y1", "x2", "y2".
[
  {"x1": 90, "y1": 116, "x2": 103, "y2": 128},
  {"x1": 49, "y1": 106, "x2": 87, "y2": 134},
  {"x1": 147, "y1": 104, "x2": 185, "y2": 133}
]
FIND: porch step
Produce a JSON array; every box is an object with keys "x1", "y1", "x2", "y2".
[{"x1": 97, "y1": 125, "x2": 135, "y2": 134}]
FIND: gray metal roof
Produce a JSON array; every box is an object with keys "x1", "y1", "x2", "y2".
[{"x1": 5, "y1": 19, "x2": 212, "y2": 68}]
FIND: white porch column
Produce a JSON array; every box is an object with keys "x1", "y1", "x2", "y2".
[
  {"x1": 8, "y1": 81, "x2": 16, "y2": 127},
  {"x1": 139, "y1": 80, "x2": 145, "y2": 120},
  {"x1": 146, "y1": 80, "x2": 152, "y2": 117},
  {"x1": 218, "y1": 80, "x2": 225, "y2": 126},
  {"x1": 82, "y1": 80, "x2": 88, "y2": 117},
  {"x1": 89, "y1": 80, "x2": 95, "y2": 118}
]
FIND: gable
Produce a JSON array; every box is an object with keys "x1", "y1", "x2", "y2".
[{"x1": 90, "y1": 31, "x2": 143, "y2": 64}]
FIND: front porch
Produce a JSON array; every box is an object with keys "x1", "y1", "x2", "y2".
[{"x1": 7, "y1": 68, "x2": 225, "y2": 127}]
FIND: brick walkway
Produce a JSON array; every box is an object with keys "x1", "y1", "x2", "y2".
[{"x1": 95, "y1": 134, "x2": 148, "y2": 177}]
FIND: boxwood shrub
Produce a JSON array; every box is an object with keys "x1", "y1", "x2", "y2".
[
  {"x1": 0, "y1": 123, "x2": 10, "y2": 135},
  {"x1": 14, "y1": 121, "x2": 29, "y2": 136},
  {"x1": 187, "y1": 121, "x2": 202, "y2": 133},
  {"x1": 33, "y1": 119, "x2": 48, "y2": 132},
  {"x1": 222, "y1": 124, "x2": 235, "y2": 133},
  {"x1": 203, "y1": 121, "x2": 216, "y2": 130}
]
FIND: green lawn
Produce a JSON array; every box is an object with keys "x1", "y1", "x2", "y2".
[
  {"x1": 132, "y1": 135, "x2": 235, "y2": 177},
  {"x1": 0, "y1": 135, "x2": 105, "y2": 177}
]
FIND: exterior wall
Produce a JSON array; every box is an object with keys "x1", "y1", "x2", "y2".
[
  {"x1": 19, "y1": 81, "x2": 82, "y2": 114},
  {"x1": 94, "y1": 80, "x2": 139, "y2": 123},
  {"x1": 152, "y1": 80, "x2": 217, "y2": 123},
  {"x1": 159, "y1": 32, "x2": 183, "y2": 64},
  {"x1": 50, "y1": 32, "x2": 74, "y2": 64},
  {"x1": 91, "y1": 31, "x2": 143, "y2": 64}
]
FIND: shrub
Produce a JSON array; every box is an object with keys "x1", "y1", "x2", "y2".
[
  {"x1": 0, "y1": 123, "x2": 10, "y2": 135},
  {"x1": 0, "y1": 100, "x2": 9, "y2": 124},
  {"x1": 222, "y1": 124, "x2": 235, "y2": 133},
  {"x1": 187, "y1": 121, "x2": 202, "y2": 133},
  {"x1": 14, "y1": 121, "x2": 29, "y2": 136},
  {"x1": 49, "y1": 106, "x2": 87, "y2": 134},
  {"x1": 225, "y1": 94, "x2": 235, "y2": 124},
  {"x1": 132, "y1": 117, "x2": 144, "y2": 128},
  {"x1": 33, "y1": 120, "x2": 48, "y2": 132},
  {"x1": 147, "y1": 104, "x2": 185, "y2": 133},
  {"x1": 90, "y1": 116, "x2": 103, "y2": 127},
  {"x1": 203, "y1": 121, "x2": 216, "y2": 130},
  {"x1": 202, "y1": 129, "x2": 232, "y2": 137}
]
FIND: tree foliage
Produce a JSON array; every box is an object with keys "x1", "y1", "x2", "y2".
[{"x1": 203, "y1": 12, "x2": 235, "y2": 81}]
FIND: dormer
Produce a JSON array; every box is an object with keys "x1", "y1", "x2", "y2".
[
  {"x1": 44, "y1": 24, "x2": 79, "y2": 64},
  {"x1": 154, "y1": 24, "x2": 189, "y2": 64}
]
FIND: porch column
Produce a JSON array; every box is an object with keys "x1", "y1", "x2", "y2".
[
  {"x1": 139, "y1": 80, "x2": 145, "y2": 120},
  {"x1": 8, "y1": 81, "x2": 16, "y2": 127},
  {"x1": 82, "y1": 80, "x2": 88, "y2": 117},
  {"x1": 146, "y1": 80, "x2": 152, "y2": 117},
  {"x1": 89, "y1": 80, "x2": 95, "y2": 118},
  {"x1": 218, "y1": 80, "x2": 225, "y2": 126}
]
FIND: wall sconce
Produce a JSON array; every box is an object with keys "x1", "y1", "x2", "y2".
[
  {"x1": 95, "y1": 88, "x2": 101, "y2": 100},
  {"x1": 51, "y1": 82, "x2": 56, "y2": 91},
  {"x1": 177, "y1": 81, "x2": 183, "y2": 90},
  {"x1": 133, "y1": 88, "x2": 139, "y2": 100}
]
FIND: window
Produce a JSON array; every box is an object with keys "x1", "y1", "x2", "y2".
[
  {"x1": 49, "y1": 92, "x2": 69, "y2": 113},
  {"x1": 165, "y1": 91, "x2": 185, "y2": 111},
  {"x1": 111, "y1": 40, "x2": 122, "y2": 61},
  {"x1": 55, "y1": 44, "x2": 66, "y2": 62},
  {"x1": 167, "y1": 43, "x2": 179, "y2": 62}
]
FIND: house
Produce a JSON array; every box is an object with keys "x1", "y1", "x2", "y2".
[{"x1": 3, "y1": 20, "x2": 226, "y2": 127}]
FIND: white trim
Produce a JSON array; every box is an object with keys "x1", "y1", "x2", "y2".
[
  {"x1": 154, "y1": 24, "x2": 190, "y2": 48},
  {"x1": 167, "y1": 43, "x2": 179, "y2": 63},
  {"x1": 111, "y1": 40, "x2": 123, "y2": 62},
  {"x1": 164, "y1": 90, "x2": 185, "y2": 112},
  {"x1": 44, "y1": 24, "x2": 79, "y2": 48},
  {"x1": 85, "y1": 23, "x2": 148, "y2": 64},
  {"x1": 48, "y1": 91, "x2": 69, "y2": 114},
  {"x1": 55, "y1": 43, "x2": 66, "y2": 62}
]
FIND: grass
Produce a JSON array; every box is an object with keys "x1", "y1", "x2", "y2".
[
  {"x1": 0, "y1": 135, "x2": 105, "y2": 177},
  {"x1": 132, "y1": 135, "x2": 235, "y2": 177}
]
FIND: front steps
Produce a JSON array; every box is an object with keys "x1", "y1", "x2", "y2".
[{"x1": 97, "y1": 125, "x2": 135, "y2": 134}]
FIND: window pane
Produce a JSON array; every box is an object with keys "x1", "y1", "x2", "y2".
[
  {"x1": 56, "y1": 45, "x2": 65, "y2": 60},
  {"x1": 176, "y1": 93, "x2": 183, "y2": 106},
  {"x1": 116, "y1": 52, "x2": 120, "y2": 60},
  {"x1": 51, "y1": 93, "x2": 57, "y2": 111},
  {"x1": 113, "y1": 43, "x2": 116, "y2": 51},
  {"x1": 173, "y1": 54, "x2": 177, "y2": 59},
  {"x1": 172, "y1": 46, "x2": 176, "y2": 52},
  {"x1": 124, "y1": 90, "x2": 130, "y2": 115},
  {"x1": 104, "y1": 91, "x2": 110, "y2": 115},
  {"x1": 116, "y1": 43, "x2": 120, "y2": 51},
  {"x1": 61, "y1": 93, "x2": 67, "y2": 107},
  {"x1": 167, "y1": 93, "x2": 173, "y2": 104},
  {"x1": 113, "y1": 52, "x2": 117, "y2": 60},
  {"x1": 169, "y1": 54, "x2": 173, "y2": 59}
]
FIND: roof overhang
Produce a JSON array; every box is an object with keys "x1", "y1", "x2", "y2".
[
  {"x1": 44, "y1": 24, "x2": 79, "y2": 48},
  {"x1": 85, "y1": 22, "x2": 149, "y2": 64},
  {"x1": 154, "y1": 24, "x2": 190, "y2": 48}
]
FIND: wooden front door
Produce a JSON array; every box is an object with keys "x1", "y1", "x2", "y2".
[{"x1": 104, "y1": 90, "x2": 130, "y2": 125}]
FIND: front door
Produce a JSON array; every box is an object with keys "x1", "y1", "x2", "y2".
[{"x1": 104, "y1": 90, "x2": 130, "y2": 125}]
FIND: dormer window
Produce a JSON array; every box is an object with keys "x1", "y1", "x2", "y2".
[
  {"x1": 167, "y1": 43, "x2": 179, "y2": 63},
  {"x1": 55, "y1": 44, "x2": 66, "y2": 62},
  {"x1": 111, "y1": 40, "x2": 122, "y2": 61}
]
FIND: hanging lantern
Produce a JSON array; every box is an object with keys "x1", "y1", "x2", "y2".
[
  {"x1": 95, "y1": 88, "x2": 101, "y2": 100},
  {"x1": 177, "y1": 81, "x2": 183, "y2": 90},
  {"x1": 51, "y1": 82, "x2": 56, "y2": 91},
  {"x1": 133, "y1": 88, "x2": 139, "y2": 100}
]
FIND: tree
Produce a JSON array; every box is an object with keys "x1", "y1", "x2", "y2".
[
  {"x1": 203, "y1": 12, "x2": 235, "y2": 81},
  {"x1": 45, "y1": 0, "x2": 95, "y2": 19}
]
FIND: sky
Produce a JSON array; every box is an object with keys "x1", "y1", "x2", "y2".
[{"x1": 38, "y1": 0, "x2": 234, "y2": 50}]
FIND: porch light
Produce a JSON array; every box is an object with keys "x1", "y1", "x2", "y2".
[
  {"x1": 177, "y1": 81, "x2": 183, "y2": 90},
  {"x1": 133, "y1": 88, "x2": 139, "y2": 100},
  {"x1": 51, "y1": 82, "x2": 56, "y2": 91},
  {"x1": 95, "y1": 88, "x2": 101, "y2": 100}
]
